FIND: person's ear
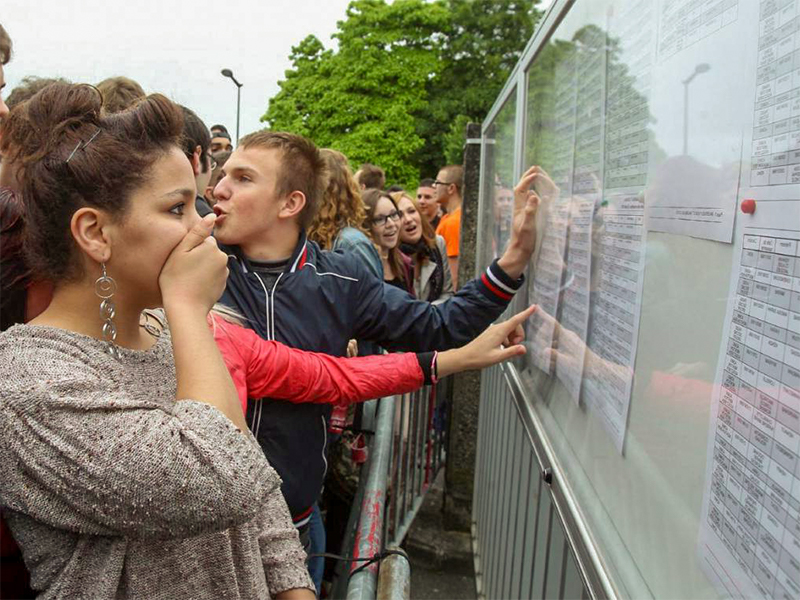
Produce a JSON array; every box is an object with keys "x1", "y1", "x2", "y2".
[
  {"x1": 71, "y1": 207, "x2": 112, "y2": 265},
  {"x1": 190, "y1": 146, "x2": 202, "y2": 176},
  {"x1": 204, "y1": 185, "x2": 215, "y2": 204},
  {"x1": 278, "y1": 191, "x2": 306, "y2": 221}
]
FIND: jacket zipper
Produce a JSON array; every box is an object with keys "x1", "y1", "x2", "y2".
[
  {"x1": 321, "y1": 415, "x2": 328, "y2": 479},
  {"x1": 269, "y1": 273, "x2": 283, "y2": 340},
  {"x1": 255, "y1": 272, "x2": 283, "y2": 437}
]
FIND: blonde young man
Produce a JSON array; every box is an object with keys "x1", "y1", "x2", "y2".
[{"x1": 210, "y1": 131, "x2": 543, "y2": 587}]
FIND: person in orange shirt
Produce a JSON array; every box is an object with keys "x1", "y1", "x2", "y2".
[{"x1": 434, "y1": 164, "x2": 463, "y2": 287}]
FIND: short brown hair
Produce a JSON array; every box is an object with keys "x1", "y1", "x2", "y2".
[
  {"x1": 439, "y1": 164, "x2": 464, "y2": 195},
  {"x1": 238, "y1": 131, "x2": 328, "y2": 229},
  {"x1": 0, "y1": 24, "x2": 11, "y2": 65},
  {"x1": 179, "y1": 105, "x2": 211, "y2": 173},
  {"x1": 357, "y1": 163, "x2": 385, "y2": 190},
  {"x1": 7, "y1": 76, "x2": 70, "y2": 109},
  {"x1": 96, "y1": 76, "x2": 146, "y2": 114},
  {"x1": 0, "y1": 82, "x2": 183, "y2": 281}
]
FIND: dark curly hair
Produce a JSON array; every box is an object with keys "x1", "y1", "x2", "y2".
[{"x1": 0, "y1": 82, "x2": 184, "y2": 282}]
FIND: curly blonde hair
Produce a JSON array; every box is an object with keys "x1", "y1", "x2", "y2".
[{"x1": 308, "y1": 149, "x2": 370, "y2": 250}]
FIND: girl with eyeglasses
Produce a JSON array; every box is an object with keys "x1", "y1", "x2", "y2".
[{"x1": 362, "y1": 188, "x2": 412, "y2": 294}]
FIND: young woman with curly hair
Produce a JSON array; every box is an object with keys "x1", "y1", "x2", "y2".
[{"x1": 306, "y1": 148, "x2": 382, "y2": 278}]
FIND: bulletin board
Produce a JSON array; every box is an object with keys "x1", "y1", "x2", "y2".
[{"x1": 477, "y1": 0, "x2": 800, "y2": 597}]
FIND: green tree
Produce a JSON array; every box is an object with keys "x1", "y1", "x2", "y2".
[
  {"x1": 426, "y1": 0, "x2": 542, "y2": 168},
  {"x1": 264, "y1": 0, "x2": 541, "y2": 187},
  {"x1": 263, "y1": 34, "x2": 333, "y2": 137}
]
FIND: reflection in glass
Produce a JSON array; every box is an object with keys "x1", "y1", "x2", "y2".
[
  {"x1": 481, "y1": 91, "x2": 518, "y2": 270},
  {"x1": 474, "y1": 0, "x2": 776, "y2": 598}
]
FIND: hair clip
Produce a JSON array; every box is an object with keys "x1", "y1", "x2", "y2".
[{"x1": 65, "y1": 128, "x2": 102, "y2": 164}]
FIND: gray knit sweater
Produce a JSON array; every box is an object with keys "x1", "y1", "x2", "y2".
[{"x1": 0, "y1": 323, "x2": 314, "y2": 599}]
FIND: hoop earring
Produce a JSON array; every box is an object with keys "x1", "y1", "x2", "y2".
[{"x1": 95, "y1": 263, "x2": 120, "y2": 360}]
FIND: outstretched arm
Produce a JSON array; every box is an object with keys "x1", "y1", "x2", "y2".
[
  {"x1": 353, "y1": 168, "x2": 547, "y2": 353},
  {"x1": 213, "y1": 316, "x2": 425, "y2": 406},
  {"x1": 212, "y1": 307, "x2": 537, "y2": 409}
]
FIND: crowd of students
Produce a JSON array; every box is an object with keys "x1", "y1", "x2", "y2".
[{"x1": 0, "y1": 22, "x2": 549, "y2": 599}]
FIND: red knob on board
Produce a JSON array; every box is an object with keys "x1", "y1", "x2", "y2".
[{"x1": 741, "y1": 199, "x2": 756, "y2": 214}]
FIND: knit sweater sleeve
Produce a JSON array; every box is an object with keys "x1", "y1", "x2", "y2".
[
  {"x1": 0, "y1": 333, "x2": 279, "y2": 541},
  {"x1": 256, "y1": 485, "x2": 316, "y2": 595}
]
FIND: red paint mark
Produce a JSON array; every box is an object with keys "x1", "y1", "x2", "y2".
[{"x1": 350, "y1": 490, "x2": 385, "y2": 574}]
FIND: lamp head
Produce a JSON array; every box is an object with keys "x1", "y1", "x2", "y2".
[
  {"x1": 695, "y1": 63, "x2": 710, "y2": 75},
  {"x1": 221, "y1": 68, "x2": 233, "y2": 78}
]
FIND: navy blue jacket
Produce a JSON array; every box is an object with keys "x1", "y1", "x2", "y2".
[{"x1": 218, "y1": 233, "x2": 523, "y2": 524}]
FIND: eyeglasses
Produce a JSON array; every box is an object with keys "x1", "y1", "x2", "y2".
[
  {"x1": 433, "y1": 179, "x2": 452, "y2": 187},
  {"x1": 371, "y1": 210, "x2": 402, "y2": 228}
]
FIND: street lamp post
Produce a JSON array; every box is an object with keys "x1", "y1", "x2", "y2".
[
  {"x1": 682, "y1": 63, "x2": 710, "y2": 156},
  {"x1": 221, "y1": 68, "x2": 243, "y2": 144}
]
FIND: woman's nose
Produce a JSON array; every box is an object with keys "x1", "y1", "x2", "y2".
[{"x1": 187, "y1": 206, "x2": 202, "y2": 229}]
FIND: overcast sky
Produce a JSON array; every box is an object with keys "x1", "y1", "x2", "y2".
[{"x1": 2, "y1": 0, "x2": 353, "y2": 138}]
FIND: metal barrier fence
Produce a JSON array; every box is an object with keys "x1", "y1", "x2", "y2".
[
  {"x1": 331, "y1": 380, "x2": 449, "y2": 599},
  {"x1": 386, "y1": 379, "x2": 449, "y2": 547},
  {"x1": 473, "y1": 363, "x2": 598, "y2": 600}
]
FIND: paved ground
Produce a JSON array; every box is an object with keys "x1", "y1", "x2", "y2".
[
  {"x1": 404, "y1": 473, "x2": 478, "y2": 600},
  {"x1": 408, "y1": 555, "x2": 477, "y2": 600}
]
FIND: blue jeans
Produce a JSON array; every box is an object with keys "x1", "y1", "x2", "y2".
[{"x1": 307, "y1": 503, "x2": 325, "y2": 596}]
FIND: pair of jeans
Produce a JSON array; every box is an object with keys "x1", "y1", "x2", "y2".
[{"x1": 307, "y1": 503, "x2": 325, "y2": 596}]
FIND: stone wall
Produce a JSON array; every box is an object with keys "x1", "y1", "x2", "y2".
[{"x1": 443, "y1": 122, "x2": 483, "y2": 531}]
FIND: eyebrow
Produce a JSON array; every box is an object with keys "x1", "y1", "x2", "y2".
[
  {"x1": 222, "y1": 165, "x2": 258, "y2": 178},
  {"x1": 162, "y1": 188, "x2": 195, "y2": 199}
]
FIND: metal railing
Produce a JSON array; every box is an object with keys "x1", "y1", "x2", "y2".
[
  {"x1": 331, "y1": 380, "x2": 450, "y2": 599},
  {"x1": 386, "y1": 380, "x2": 449, "y2": 547},
  {"x1": 472, "y1": 363, "x2": 598, "y2": 600}
]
